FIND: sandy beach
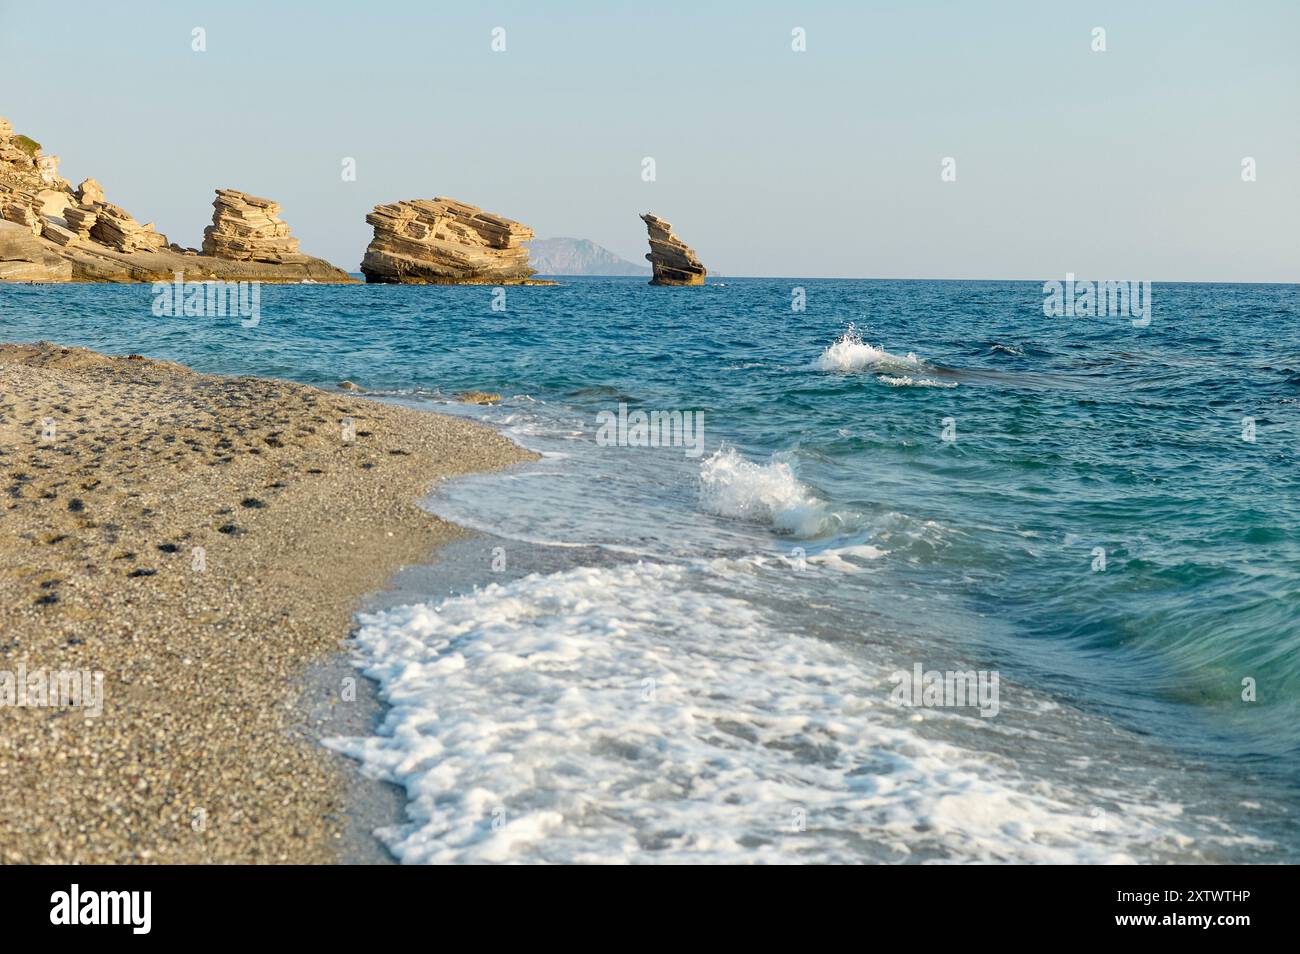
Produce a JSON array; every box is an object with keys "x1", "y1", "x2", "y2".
[{"x1": 0, "y1": 342, "x2": 532, "y2": 863}]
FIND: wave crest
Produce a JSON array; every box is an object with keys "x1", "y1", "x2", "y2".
[
  {"x1": 815, "y1": 324, "x2": 921, "y2": 373},
  {"x1": 698, "y1": 447, "x2": 832, "y2": 537}
]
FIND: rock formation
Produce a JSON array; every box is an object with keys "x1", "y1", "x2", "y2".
[
  {"x1": 361, "y1": 197, "x2": 542, "y2": 284},
  {"x1": 89, "y1": 202, "x2": 168, "y2": 253},
  {"x1": 0, "y1": 186, "x2": 43, "y2": 236},
  {"x1": 0, "y1": 114, "x2": 353, "y2": 283},
  {"x1": 640, "y1": 213, "x2": 706, "y2": 286},
  {"x1": 202, "y1": 189, "x2": 308, "y2": 264},
  {"x1": 75, "y1": 177, "x2": 104, "y2": 206},
  {"x1": 63, "y1": 205, "x2": 98, "y2": 240},
  {"x1": 0, "y1": 118, "x2": 40, "y2": 183},
  {"x1": 0, "y1": 220, "x2": 72, "y2": 281}
]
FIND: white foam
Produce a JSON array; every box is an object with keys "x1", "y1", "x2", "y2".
[
  {"x1": 808, "y1": 543, "x2": 888, "y2": 572},
  {"x1": 698, "y1": 447, "x2": 832, "y2": 538},
  {"x1": 327, "y1": 562, "x2": 1196, "y2": 864},
  {"x1": 814, "y1": 325, "x2": 921, "y2": 373},
  {"x1": 878, "y1": 374, "x2": 958, "y2": 389}
]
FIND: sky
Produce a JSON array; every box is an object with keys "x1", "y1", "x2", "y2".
[{"x1": 2, "y1": 0, "x2": 1296, "y2": 280}]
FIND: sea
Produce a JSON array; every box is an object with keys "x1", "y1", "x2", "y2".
[{"x1": 2, "y1": 276, "x2": 1297, "y2": 864}]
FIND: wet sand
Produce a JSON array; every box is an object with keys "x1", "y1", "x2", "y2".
[{"x1": 0, "y1": 341, "x2": 533, "y2": 862}]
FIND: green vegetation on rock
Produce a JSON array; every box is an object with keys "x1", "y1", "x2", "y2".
[{"x1": 14, "y1": 135, "x2": 41, "y2": 157}]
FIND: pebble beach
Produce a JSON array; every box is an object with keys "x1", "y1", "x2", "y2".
[{"x1": 0, "y1": 341, "x2": 532, "y2": 863}]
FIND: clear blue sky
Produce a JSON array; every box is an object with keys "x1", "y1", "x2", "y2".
[{"x1": 2, "y1": 0, "x2": 1296, "y2": 280}]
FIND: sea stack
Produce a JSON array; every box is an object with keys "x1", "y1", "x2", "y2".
[
  {"x1": 202, "y1": 189, "x2": 308, "y2": 264},
  {"x1": 0, "y1": 114, "x2": 354, "y2": 282},
  {"x1": 640, "y1": 212, "x2": 706, "y2": 286},
  {"x1": 360, "y1": 197, "x2": 540, "y2": 284}
]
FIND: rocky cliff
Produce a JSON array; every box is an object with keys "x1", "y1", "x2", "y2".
[
  {"x1": 640, "y1": 213, "x2": 706, "y2": 285},
  {"x1": 361, "y1": 197, "x2": 545, "y2": 284},
  {"x1": 0, "y1": 114, "x2": 352, "y2": 283}
]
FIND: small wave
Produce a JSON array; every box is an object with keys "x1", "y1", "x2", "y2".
[
  {"x1": 326, "y1": 562, "x2": 1197, "y2": 864},
  {"x1": 807, "y1": 543, "x2": 887, "y2": 573},
  {"x1": 814, "y1": 324, "x2": 921, "y2": 373},
  {"x1": 878, "y1": 374, "x2": 957, "y2": 389},
  {"x1": 698, "y1": 447, "x2": 833, "y2": 538}
]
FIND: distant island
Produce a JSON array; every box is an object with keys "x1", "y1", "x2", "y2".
[{"x1": 528, "y1": 237, "x2": 651, "y2": 276}]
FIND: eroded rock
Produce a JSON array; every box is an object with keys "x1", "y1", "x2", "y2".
[
  {"x1": 640, "y1": 212, "x2": 706, "y2": 286},
  {"x1": 201, "y1": 189, "x2": 307, "y2": 264},
  {"x1": 361, "y1": 197, "x2": 539, "y2": 284},
  {"x1": 0, "y1": 115, "x2": 355, "y2": 283}
]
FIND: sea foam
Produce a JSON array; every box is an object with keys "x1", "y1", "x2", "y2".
[
  {"x1": 698, "y1": 447, "x2": 831, "y2": 537},
  {"x1": 815, "y1": 325, "x2": 922, "y2": 373},
  {"x1": 326, "y1": 563, "x2": 1187, "y2": 864},
  {"x1": 878, "y1": 374, "x2": 957, "y2": 389}
]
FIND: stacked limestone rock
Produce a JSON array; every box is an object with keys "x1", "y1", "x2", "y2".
[
  {"x1": 36, "y1": 154, "x2": 66, "y2": 190},
  {"x1": 360, "y1": 197, "x2": 536, "y2": 283},
  {"x1": 56, "y1": 178, "x2": 103, "y2": 245},
  {"x1": 0, "y1": 116, "x2": 39, "y2": 184},
  {"x1": 63, "y1": 205, "x2": 98, "y2": 240},
  {"x1": 201, "y1": 189, "x2": 307, "y2": 264},
  {"x1": 0, "y1": 113, "x2": 351, "y2": 283},
  {"x1": 75, "y1": 177, "x2": 104, "y2": 205},
  {"x1": 89, "y1": 202, "x2": 168, "y2": 253},
  {"x1": 30, "y1": 189, "x2": 77, "y2": 246},
  {"x1": 640, "y1": 213, "x2": 706, "y2": 286},
  {"x1": 0, "y1": 186, "x2": 43, "y2": 236},
  {"x1": 36, "y1": 179, "x2": 104, "y2": 248}
]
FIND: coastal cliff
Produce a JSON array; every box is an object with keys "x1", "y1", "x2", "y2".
[
  {"x1": 0, "y1": 115, "x2": 353, "y2": 283},
  {"x1": 361, "y1": 197, "x2": 548, "y2": 284},
  {"x1": 640, "y1": 212, "x2": 706, "y2": 286}
]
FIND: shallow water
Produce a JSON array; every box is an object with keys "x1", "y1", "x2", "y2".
[{"x1": 4, "y1": 276, "x2": 1297, "y2": 862}]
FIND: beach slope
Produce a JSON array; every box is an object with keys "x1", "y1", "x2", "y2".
[{"x1": 0, "y1": 342, "x2": 531, "y2": 862}]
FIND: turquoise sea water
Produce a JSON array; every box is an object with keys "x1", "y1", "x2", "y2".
[{"x1": 3, "y1": 277, "x2": 1297, "y2": 862}]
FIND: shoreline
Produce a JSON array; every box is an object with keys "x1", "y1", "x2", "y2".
[
  {"x1": 319, "y1": 530, "x2": 616, "y2": 864},
  {"x1": 0, "y1": 341, "x2": 535, "y2": 863}
]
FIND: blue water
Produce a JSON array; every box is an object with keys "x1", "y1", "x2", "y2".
[{"x1": 3, "y1": 277, "x2": 1297, "y2": 862}]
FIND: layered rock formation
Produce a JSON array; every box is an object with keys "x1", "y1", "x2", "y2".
[
  {"x1": 63, "y1": 204, "x2": 98, "y2": 240},
  {"x1": 75, "y1": 177, "x2": 104, "y2": 206},
  {"x1": 640, "y1": 213, "x2": 706, "y2": 286},
  {"x1": 202, "y1": 189, "x2": 307, "y2": 264},
  {"x1": 0, "y1": 186, "x2": 42, "y2": 237},
  {"x1": 0, "y1": 114, "x2": 352, "y2": 283},
  {"x1": 89, "y1": 202, "x2": 168, "y2": 253},
  {"x1": 0, "y1": 220, "x2": 72, "y2": 281},
  {"x1": 361, "y1": 197, "x2": 544, "y2": 284}
]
